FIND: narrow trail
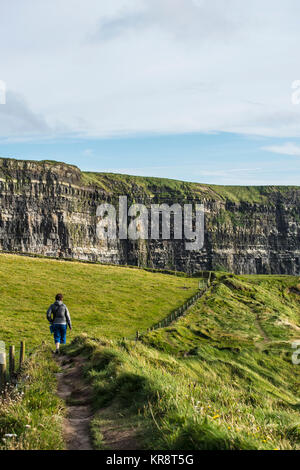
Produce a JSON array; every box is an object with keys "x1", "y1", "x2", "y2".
[
  {"x1": 56, "y1": 355, "x2": 93, "y2": 450},
  {"x1": 56, "y1": 354, "x2": 141, "y2": 451}
]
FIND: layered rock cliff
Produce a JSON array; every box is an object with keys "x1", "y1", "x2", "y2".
[{"x1": 0, "y1": 157, "x2": 299, "y2": 275}]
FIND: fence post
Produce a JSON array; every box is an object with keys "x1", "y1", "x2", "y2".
[
  {"x1": 9, "y1": 346, "x2": 15, "y2": 380},
  {"x1": 0, "y1": 351, "x2": 6, "y2": 390},
  {"x1": 19, "y1": 341, "x2": 25, "y2": 369}
]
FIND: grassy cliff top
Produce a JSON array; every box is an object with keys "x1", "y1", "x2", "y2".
[
  {"x1": 82, "y1": 171, "x2": 300, "y2": 203},
  {"x1": 0, "y1": 156, "x2": 299, "y2": 203}
]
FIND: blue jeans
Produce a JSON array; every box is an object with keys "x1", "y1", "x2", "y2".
[{"x1": 53, "y1": 324, "x2": 67, "y2": 344}]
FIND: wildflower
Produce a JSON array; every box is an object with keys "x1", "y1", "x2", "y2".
[
  {"x1": 212, "y1": 415, "x2": 220, "y2": 420},
  {"x1": 4, "y1": 434, "x2": 17, "y2": 438}
]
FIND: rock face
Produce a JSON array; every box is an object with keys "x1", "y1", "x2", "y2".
[{"x1": 0, "y1": 158, "x2": 299, "y2": 275}]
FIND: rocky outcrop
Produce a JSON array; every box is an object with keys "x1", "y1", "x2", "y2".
[{"x1": 0, "y1": 157, "x2": 299, "y2": 275}]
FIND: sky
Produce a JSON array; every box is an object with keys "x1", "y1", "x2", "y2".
[{"x1": 1, "y1": 0, "x2": 300, "y2": 185}]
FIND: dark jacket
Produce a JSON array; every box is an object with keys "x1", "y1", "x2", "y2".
[{"x1": 47, "y1": 300, "x2": 72, "y2": 329}]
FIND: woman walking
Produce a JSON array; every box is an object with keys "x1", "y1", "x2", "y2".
[{"x1": 47, "y1": 293, "x2": 72, "y2": 354}]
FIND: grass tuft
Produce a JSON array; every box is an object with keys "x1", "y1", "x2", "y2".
[{"x1": 0, "y1": 346, "x2": 64, "y2": 450}]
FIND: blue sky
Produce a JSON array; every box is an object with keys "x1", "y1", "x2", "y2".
[
  {"x1": 1, "y1": 0, "x2": 300, "y2": 185},
  {"x1": 1, "y1": 132, "x2": 300, "y2": 185}
]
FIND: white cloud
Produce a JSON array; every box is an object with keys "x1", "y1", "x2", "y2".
[
  {"x1": 263, "y1": 142, "x2": 300, "y2": 156},
  {"x1": 0, "y1": 91, "x2": 51, "y2": 136},
  {"x1": 92, "y1": 0, "x2": 242, "y2": 43},
  {"x1": 1, "y1": 0, "x2": 300, "y2": 140}
]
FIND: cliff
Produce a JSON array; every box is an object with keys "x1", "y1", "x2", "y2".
[{"x1": 0, "y1": 157, "x2": 299, "y2": 275}]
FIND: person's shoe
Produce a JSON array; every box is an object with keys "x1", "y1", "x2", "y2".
[{"x1": 55, "y1": 350, "x2": 60, "y2": 355}]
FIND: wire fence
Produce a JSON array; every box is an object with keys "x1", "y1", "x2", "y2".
[
  {"x1": 125, "y1": 273, "x2": 212, "y2": 342},
  {"x1": 1, "y1": 271, "x2": 214, "y2": 387}
]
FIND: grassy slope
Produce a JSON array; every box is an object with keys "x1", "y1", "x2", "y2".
[
  {"x1": 143, "y1": 273, "x2": 300, "y2": 353},
  {"x1": 0, "y1": 256, "x2": 299, "y2": 450},
  {"x1": 63, "y1": 273, "x2": 300, "y2": 450},
  {"x1": 0, "y1": 253, "x2": 198, "y2": 349}
]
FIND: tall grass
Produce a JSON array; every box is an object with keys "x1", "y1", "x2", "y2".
[
  {"x1": 0, "y1": 345, "x2": 64, "y2": 450},
  {"x1": 63, "y1": 334, "x2": 300, "y2": 450}
]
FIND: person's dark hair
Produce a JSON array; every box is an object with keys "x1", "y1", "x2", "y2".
[{"x1": 56, "y1": 293, "x2": 63, "y2": 301}]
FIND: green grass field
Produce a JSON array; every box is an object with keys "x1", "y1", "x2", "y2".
[
  {"x1": 0, "y1": 255, "x2": 299, "y2": 450},
  {"x1": 0, "y1": 253, "x2": 198, "y2": 350},
  {"x1": 62, "y1": 273, "x2": 300, "y2": 450}
]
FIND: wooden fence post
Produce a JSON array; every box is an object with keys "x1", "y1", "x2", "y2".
[
  {"x1": 0, "y1": 352, "x2": 6, "y2": 390},
  {"x1": 9, "y1": 346, "x2": 15, "y2": 380},
  {"x1": 19, "y1": 341, "x2": 25, "y2": 369}
]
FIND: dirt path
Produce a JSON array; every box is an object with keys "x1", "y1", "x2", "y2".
[
  {"x1": 56, "y1": 353, "x2": 144, "y2": 451},
  {"x1": 56, "y1": 355, "x2": 93, "y2": 450}
]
